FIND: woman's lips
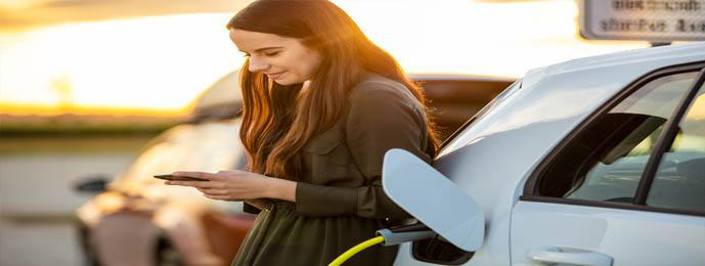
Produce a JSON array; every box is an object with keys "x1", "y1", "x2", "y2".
[{"x1": 266, "y1": 71, "x2": 285, "y2": 79}]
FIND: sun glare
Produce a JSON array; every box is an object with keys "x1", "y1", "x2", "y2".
[
  {"x1": 0, "y1": 13, "x2": 241, "y2": 115},
  {"x1": 0, "y1": 0, "x2": 43, "y2": 9}
]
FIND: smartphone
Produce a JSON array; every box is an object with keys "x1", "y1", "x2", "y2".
[{"x1": 154, "y1": 174, "x2": 208, "y2": 182}]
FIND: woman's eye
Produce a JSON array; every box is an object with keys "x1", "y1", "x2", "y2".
[
  {"x1": 264, "y1": 51, "x2": 280, "y2": 57},
  {"x1": 242, "y1": 53, "x2": 250, "y2": 58}
]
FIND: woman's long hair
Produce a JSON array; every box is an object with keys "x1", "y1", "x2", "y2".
[{"x1": 227, "y1": 0, "x2": 439, "y2": 179}]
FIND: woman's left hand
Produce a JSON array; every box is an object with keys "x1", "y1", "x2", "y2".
[{"x1": 165, "y1": 170, "x2": 282, "y2": 201}]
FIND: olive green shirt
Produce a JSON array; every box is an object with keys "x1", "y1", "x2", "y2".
[{"x1": 232, "y1": 73, "x2": 433, "y2": 266}]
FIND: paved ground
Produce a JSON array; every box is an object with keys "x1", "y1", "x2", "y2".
[
  {"x1": 0, "y1": 147, "x2": 140, "y2": 266},
  {"x1": 0, "y1": 218, "x2": 82, "y2": 266}
]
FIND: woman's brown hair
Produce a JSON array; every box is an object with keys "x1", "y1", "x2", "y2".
[{"x1": 226, "y1": 0, "x2": 439, "y2": 180}]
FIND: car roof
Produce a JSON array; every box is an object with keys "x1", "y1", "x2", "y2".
[
  {"x1": 517, "y1": 43, "x2": 705, "y2": 113},
  {"x1": 442, "y1": 43, "x2": 705, "y2": 159},
  {"x1": 535, "y1": 42, "x2": 705, "y2": 80},
  {"x1": 189, "y1": 71, "x2": 242, "y2": 122}
]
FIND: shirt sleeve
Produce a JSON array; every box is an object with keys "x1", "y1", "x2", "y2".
[{"x1": 294, "y1": 83, "x2": 433, "y2": 220}]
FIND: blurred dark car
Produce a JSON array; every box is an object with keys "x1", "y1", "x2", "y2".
[
  {"x1": 412, "y1": 74, "x2": 514, "y2": 140},
  {"x1": 73, "y1": 71, "x2": 514, "y2": 266},
  {"x1": 74, "y1": 71, "x2": 254, "y2": 266}
]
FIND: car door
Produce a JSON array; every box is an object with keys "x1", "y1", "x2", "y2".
[{"x1": 511, "y1": 63, "x2": 705, "y2": 266}]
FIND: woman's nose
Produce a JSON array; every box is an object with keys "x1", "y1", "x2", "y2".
[{"x1": 248, "y1": 56, "x2": 269, "y2": 72}]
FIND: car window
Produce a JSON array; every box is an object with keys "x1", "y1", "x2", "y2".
[
  {"x1": 536, "y1": 71, "x2": 699, "y2": 203},
  {"x1": 647, "y1": 83, "x2": 705, "y2": 212}
]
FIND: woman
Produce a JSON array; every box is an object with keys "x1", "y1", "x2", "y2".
[{"x1": 166, "y1": 0, "x2": 439, "y2": 265}]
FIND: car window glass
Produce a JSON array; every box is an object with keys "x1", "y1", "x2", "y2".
[
  {"x1": 537, "y1": 72, "x2": 698, "y2": 203},
  {"x1": 647, "y1": 83, "x2": 705, "y2": 212}
]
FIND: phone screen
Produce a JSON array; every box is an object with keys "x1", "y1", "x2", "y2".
[{"x1": 153, "y1": 174, "x2": 208, "y2": 182}]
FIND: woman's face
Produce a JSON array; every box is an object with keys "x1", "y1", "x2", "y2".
[{"x1": 230, "y1": 29, "x2": 323, "y2": 85}]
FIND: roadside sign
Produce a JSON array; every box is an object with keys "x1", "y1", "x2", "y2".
[{"x1": 579, "y1": 0, "x2": 705, "y2": 41}]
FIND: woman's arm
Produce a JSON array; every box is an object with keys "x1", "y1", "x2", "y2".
[
  {"x1": 265, "y1": 178, "x2": 297, "y2": 202},
  {"x1": 165, "y1": 170, "x2": 296, "y2": 202}
]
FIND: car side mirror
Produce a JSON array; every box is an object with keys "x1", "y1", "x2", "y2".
[
  {"x1": 382, "y1": 149, "x2": 485, "y2": 251},
  {"x1": 74, "y1": 175, "x2": 110, "y2": 193}
]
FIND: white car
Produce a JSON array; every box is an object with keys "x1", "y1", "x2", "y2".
[{"x1": 385, "y1": 42, "x2": 705, "y2": 266}]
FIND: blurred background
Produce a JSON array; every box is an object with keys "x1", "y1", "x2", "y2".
[{"x1": 0, "y1": 0, "x2": 656, "y2": 265}]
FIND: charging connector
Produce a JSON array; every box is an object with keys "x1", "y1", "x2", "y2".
[
  {"x1": 375, "y1": 223, "x2": 435, "y2": 246},
  {"x1": 328, "y1": 223, "x2": 435, "y2": 265}
]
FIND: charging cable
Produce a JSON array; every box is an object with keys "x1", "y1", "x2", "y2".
[
  {"x1": 328, "y1": 236, "x2": 385, "y2": 266},
  {"x1": 328, "y1": 223, "x2": 435, "y2": 266}
]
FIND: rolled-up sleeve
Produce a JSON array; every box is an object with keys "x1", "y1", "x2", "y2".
[{"x1": 294, "y1": 83, "x2": 432, "y2": 219}]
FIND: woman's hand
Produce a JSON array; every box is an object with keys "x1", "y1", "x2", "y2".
[{"x1": 164, "y1": 170, "x2": 297, "y2": 202}]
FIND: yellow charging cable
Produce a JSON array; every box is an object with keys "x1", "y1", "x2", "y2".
[{"x1": 328, "y1": 236, "x2": 385, "y2": 266}]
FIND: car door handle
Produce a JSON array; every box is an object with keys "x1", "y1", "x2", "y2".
[{"x1": 527, "y1": 247, "x2": 613, "y2": 266}]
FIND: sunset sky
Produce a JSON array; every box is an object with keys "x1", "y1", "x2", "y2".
[{"x1": 0, "y1": 0, "x2": 650, "y2": 116}]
